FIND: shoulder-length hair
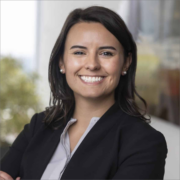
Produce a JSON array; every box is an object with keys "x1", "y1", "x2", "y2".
[{"x1": 42, "y1": 6, "x2": 151, "y2": 130}]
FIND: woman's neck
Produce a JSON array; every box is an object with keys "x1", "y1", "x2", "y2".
[{"x1": 72, "y1": 97, "x2": 115, "y2": 129}]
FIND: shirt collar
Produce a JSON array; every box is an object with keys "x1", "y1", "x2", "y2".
[{"x1": 61, "y1": 117, "x2": 100, "y2": 136}]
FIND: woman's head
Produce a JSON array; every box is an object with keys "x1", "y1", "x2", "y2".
[
  {"x1": 44, "y1": 6, "x2": 150, "y2": 129},
  {"x1": 59, "y1": 21, "x2": 132, "y2": 103}
]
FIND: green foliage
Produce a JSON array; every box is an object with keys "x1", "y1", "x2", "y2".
[{"x1": 0, "y1": 56, "x2": 43, "y2": 142}]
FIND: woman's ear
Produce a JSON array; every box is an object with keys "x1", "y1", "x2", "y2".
[
  {"x1": 126, "y1": 52, "x2": 132, "y2": 69},
  {"x1": 59, "y1": 58, "x2": 65, "y2": 73},
  {"x1": 123, "y1": 52, "x2": 132, "y2": 71},
  {"x1": 121, "y1": 53, "x2": 132, "y2": 75}
]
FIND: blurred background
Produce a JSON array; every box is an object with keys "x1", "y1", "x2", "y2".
[{"x1": 0, "y1": 1, "x2": 179, "y2": 179}]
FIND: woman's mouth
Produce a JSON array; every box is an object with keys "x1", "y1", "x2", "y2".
[{"x1": 78, "y1": 75, "x2": 106, "y2": 85}]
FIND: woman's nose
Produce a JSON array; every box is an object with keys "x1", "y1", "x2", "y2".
[{"x1": 84, "y1": 54, "x2": 101, "y2": 70}]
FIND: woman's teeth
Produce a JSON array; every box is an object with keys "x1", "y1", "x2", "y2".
[{"x1": 80, "y1": 76, "x2": 104, "y2": 83}]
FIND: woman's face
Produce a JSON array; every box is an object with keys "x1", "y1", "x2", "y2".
[{"x1": 59, "y1": 22, "x2": 131, "y2": 101}]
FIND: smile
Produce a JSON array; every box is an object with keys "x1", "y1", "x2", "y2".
[{"x1": 79, "y1": 75, "x2": 106, "y2": 85}]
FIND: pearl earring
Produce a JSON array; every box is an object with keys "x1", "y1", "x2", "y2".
[
  {"x1": 60, "y1": 69, "x2": 63, "y2": 73},
  {"x1": 123, "y1": 71, "x2": 127, "y2": 75}
]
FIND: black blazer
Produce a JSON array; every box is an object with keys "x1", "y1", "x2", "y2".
[{"x1": 0, "y1": 101, "x2": 168, "y2": 180}]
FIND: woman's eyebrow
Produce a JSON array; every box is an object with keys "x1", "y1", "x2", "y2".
[
  {"x1": 99, "y1": 46, "x2": 117, "y2": 51},
  {"x1": 70, "y1": 45, "x2": 117, "y2": 51}
]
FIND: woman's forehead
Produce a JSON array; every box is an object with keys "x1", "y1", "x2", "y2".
[{"x1": 65, "y1": 22, "x2": 122, "y2": 50}]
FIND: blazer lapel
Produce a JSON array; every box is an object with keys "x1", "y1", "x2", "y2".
[{"x1": 61, "y1": 101, "x2": 122, "y2": 179}]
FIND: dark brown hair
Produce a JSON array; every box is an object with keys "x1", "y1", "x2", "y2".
[{"x1": 42, "y1": 6, "x2": 151, "y2": 130}]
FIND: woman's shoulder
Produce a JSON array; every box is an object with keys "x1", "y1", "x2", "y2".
[
  {"x1": 30, "y1": 110, "x2": 46, "y2": 124},
  {"x1": 27, "y1": 110, "x2": 47, "y2": 134},
  {"x1": 117, "y1": 113, "x2": 168, "y2": 155},
  {"x1": 35, "y1": 110, "x2": 46, "y2": 121},
  {"x1": 118, "y1": 112, "x2": 167, "y2": 148}
]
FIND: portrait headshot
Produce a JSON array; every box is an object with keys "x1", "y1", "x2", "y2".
[{"x1": 1, "y1": 1, "x2": 179, "y2": 180}]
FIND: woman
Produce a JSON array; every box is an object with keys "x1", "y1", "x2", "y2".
[{"x1": 0, "y1": 6, "x2": 168, "y2": 180}]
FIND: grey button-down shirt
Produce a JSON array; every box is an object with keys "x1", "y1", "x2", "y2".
[{"x1": 40, "y1": 116, "x2": 100, "y2": 180}]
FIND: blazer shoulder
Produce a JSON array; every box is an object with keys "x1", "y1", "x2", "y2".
[
  {"x1": 32, "y1": 110, "x2": 46, "y2": 133},
  {"x1": 119, "y1": 115, "x2": 168, "y2": 155},
  {"x1": 119, "y1": 111, "x2": 163, "y2": 137},
  {"x1": 35, "y1": 110, "x2": 46, "y2": 123},
  {"x1": 121, "y1": 114, "x2": 165, "y2": 137}
]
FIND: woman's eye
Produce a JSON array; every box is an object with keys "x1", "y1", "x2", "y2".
[
  {"x1": 73, "y1": 51, "x2": 84, "y2": 55},
  {"x1": 101, "y1": 52, "x2": 113, "y2": 56}
]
